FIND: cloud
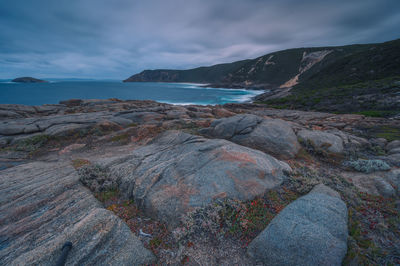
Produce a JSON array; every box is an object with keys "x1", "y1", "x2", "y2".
[{"x1": 0, "y1": 0, "x2": 399, "y2": 79}]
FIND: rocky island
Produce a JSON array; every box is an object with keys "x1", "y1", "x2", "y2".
[
  {"x1": 11, "y1": 77, "x2": 47, "y2": 83},
  {"x1": 0, "y1": 99, "x2": 399, "y2": 265}
]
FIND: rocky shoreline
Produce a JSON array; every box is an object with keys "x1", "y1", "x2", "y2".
[{"x1": 1, "y1": 99, "x2": 399, "y2": 265}]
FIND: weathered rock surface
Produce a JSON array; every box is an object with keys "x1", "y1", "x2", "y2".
[
  {"x1": 326, "y1": 129, "x2": 370, "y2": 151},
  {"x1": 0, "y1": 162, "x2": 155, "y2": 265},
  {"x1": 370, "y1": 138, "x2": 388, "y2": 149},
  {"x1": 247, "y1": 184, "x2": 348, "y2": 266},
  {"x1": 385, "y1": 169, "x2": 400, "y2": 195},
  {"x1": 224, "y1": 103, "x2": 399, "y2": 136},
  {"x1": 200, "y1": 114, "x2": 300, "y2": 159},
  {"x1": 342, "y1": 171, "x2": 396, "y2": 197},
  {"x1": 2, "y1": 99, "x2": 400, "y2": 265},
  {"x1": 379, "y1": 153, "x2": 400, "y2": 167},
  {"x1": 117, "y1": 111, "x2": 164, "y2": 123},
  {"x1": 297, "y1": 129, "x2": 344, "y2": 154},
  {"x1": 0, "y1": 112, "x2": 108, "y2": 136},
  {"x1": 386, "y1": 140, "x2": 400, "y2": 152},
  {"x1": 96, "y1": 130, "x2": 291, "y2": 228},
  {"x1": 388, "y1": 147, "x2": 400, "y2": 155},
  {"x1": 0, "y1": 100, "x2": 233, "y2": 148}
]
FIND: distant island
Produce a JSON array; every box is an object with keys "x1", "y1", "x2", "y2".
[{"x1": 12, "y1": 77, "x2": 47, "y2": 83}]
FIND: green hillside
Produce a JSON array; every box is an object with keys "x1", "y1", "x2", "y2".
[
  {"x1": 260, "y1": 39, "x2": 400, "y2": 116},
  {"x1": 125, "y1": 38, "x2": 400, "y2": 116},
  {"x1": 125, "y1": 39, "x2": 399, "y2": 89}
]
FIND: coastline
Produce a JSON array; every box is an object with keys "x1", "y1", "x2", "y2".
[{"x1": 0, "y1": 81, "x2": 264, "y2": 106}]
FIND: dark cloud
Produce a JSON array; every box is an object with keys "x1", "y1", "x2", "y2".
[{"x1": 0, "y1": 0, "x2": 399, "y2": 79}]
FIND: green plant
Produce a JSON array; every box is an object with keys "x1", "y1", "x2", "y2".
[
  {"x1": 127, "y1": 123, "x2": 137, "y2": 128},
  {"x1": 343, "y1": 191, "x2": 400, "y2": 265},
  {"x1": 78, "y1": 164, "x2": 116, "y2": 193},
  {"x1": 374, "y1": 126, "x2": 400, "y2": 141},
  {"x1": 343, "y1": 159, "x2": 391, "y2": 173},
  {"x1": 96, "y1": 189, "x2": 120, "y2": 202},
  {"x1": 15, "y1": 134, "x2": 50, "y2": 152},
  {"x1": 370, "y1": 145, "x2": 386, "y2": 156},
  {"x1": 149, "y1": 237, "x2": 162, "y2": 249},
  {"x1": 111, "y1": 133, "x2": 130, "y2": 143},
  {"x1": 354, "y1": 110, "x2": 399, "y2": 117},
  {"x1": 176, "y1": 186, "x2": 300, "y2": 246}
]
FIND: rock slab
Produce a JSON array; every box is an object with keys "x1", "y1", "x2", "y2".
[
  {"x1": 297, "y1": 129, "x2": 344, "y2": 154},
  {"x1": 0, "y1": 162, "x2": 155, "y2": 265},
  {"x1": 247, "y1": 184, "x2": 348, "y2": 266},
  {"x1": 200, "y1": 114, "x2": 300, "y2": 159},
  {"x1": 101, "y1": 130, "x2": 291, "y2": 227}
]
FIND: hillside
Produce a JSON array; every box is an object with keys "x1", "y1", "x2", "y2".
[
  {"x1": 257, "y1": 39, "x2": 400, "y2": 116},
  {"x1": 125, "y1": 38, "x2": 400, "y2": 116},
  {"x1": 124, "y1": 39, "x2": 399, "y2": 88}
]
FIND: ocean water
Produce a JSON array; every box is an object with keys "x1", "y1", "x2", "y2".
[{"x1": 0, "y1": 80, "x2": 263, "y2": 106}]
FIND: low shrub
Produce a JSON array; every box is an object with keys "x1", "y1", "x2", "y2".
[
  {"x1": 175, "y1": 187, "x2": 300, "y2": 246},
  {"x1": 71, "y1": 158, "x2": 91, "y2": 169},
  {"x1": 15, "y1": 134, "x2": 50, "y2": 152},
  {"x1": 78, "y1": 164, "x2": 116, "y2": 192},
  {"x1": 343, "y1": 159, "x2": 391, "y2": 173},
  {"x1": 111, "y1": 133, "x2": 130, "y2": 143}
]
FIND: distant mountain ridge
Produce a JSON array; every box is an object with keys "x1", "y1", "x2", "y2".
[{"x1": 124, "y1": 39, "x2": 400, "y2": 90}]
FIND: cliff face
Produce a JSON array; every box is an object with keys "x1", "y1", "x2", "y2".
[{"x1": 124, "y1": 39, "x2": 400, "y2": 90}]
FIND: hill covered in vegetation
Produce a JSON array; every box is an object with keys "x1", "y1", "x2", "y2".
[
  {"x1": 125, "y1": 38, "x2": 400, "y2": 116},
  {"x1": 125, "y1": 39, "x2": 399, "y2": 88}
]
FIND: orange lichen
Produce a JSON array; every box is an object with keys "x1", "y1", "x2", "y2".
[
  {"x1": 217, "y1": 150, "x2": 257, "y2": 165},
  {"x1": 154, "y1": 180, "x2": 199, "y2": 211},
  {"x1": 226, "y1": 170, "x2": 264, "y2": 198}
]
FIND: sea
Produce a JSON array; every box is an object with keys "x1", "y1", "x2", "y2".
[{"x1": 0, "y1": 80, "x2": 264, "y2": 106}]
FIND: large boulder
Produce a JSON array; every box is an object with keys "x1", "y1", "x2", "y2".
[
  {"x1": 385, "y1": 169, "x2": 400, "y2": 195},
  {"x1": 247, "y1": 184, "x2": 348, "y2": 266},
  {"x1": 380, "y1": 153, "x2": 400, "y2": 167},
  {"x1": 342, "y1": 171, "x2": 396, "y2": 197},
  {"x1": 200, "y1": 114, "x2": 300, "y2": 159},
  {"x1": 100, "y1": 130, "x2": 291, "y2": 227},
  {"x1": 297, "y1": 129, "x2": 344, "y2": 154},
  {"x1": 386, "y1": 140, "x2": 400, "y2": 152},
  {"x1": 0, "y1": 162, "x2": 155, "y2": 265}
]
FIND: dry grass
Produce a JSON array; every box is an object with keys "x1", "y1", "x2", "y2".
[{"x1": 71, "y1": 158, "x2": 91, "y2": 169}]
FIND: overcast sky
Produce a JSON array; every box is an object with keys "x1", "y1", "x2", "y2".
[{"x1": 1, "y1": 0, "x2": 399, "y2": 79}]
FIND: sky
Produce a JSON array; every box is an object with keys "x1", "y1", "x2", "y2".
[{"x1": 0, "y1": 0, "x2": 399, "y2": 80}]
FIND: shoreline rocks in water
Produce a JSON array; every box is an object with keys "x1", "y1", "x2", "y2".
[{"x1": 11, "y1": 77, "x2": 47, "y2": 83}]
